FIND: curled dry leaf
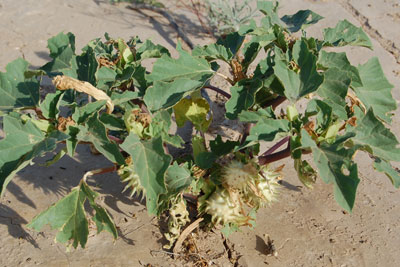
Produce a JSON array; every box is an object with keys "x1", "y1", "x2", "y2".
[{"x1": 53, "y1": 75, "x2": 114, "y2": 113}]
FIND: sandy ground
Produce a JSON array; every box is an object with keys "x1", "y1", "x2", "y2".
[{"x1": 1, "y1": 0, "x2": 400, "y2": 266}]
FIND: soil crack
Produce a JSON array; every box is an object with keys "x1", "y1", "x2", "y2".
[{"x1": 340, "y1": 0, "x2": 400, "y2": 64}]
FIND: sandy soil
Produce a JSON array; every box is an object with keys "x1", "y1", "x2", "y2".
[{"x1": 1, "y1": 0, "x2": 400, "y2": 266}]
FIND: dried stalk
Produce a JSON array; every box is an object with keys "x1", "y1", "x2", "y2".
[{"x1": 53, "y1": 75, "x2": 114, "y2": 114}]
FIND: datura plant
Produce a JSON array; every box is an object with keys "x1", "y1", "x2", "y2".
[{"x1": 1, "y1": 1, "x2": 400, "y2": 250}]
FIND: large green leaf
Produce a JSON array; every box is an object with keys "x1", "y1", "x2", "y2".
[
  {"x1": 40, "y1": 91, "x2": 64, "y2": 119},
  {"x1": 120, "y1": 134, "x2": 172, "y2": 214},
  {"x1": 353, "y1": 58, "x2": 396, "y2": 122},
  {"x1": 323, "y1": 20, "x2": 372, "y2": 49},
  {"x1": 318, "y1": 51, "x2": 361, "y2": 87},
  {"x1": 350, "y1": 109, "x2": 400, "y2": 162},
  {"x1": 147, "y1": 48, "x2": 214, "y2": 83},
  {"x1": 316, "y1": 68, "x2": 350, "y2": 120},
  {"x1": 143, "y1": 79, "x2": 203, "y2": 111},
  {"x1": 164, "y1": 162, "x2": 193, "y2": 196},
  {"x1": 28, "y1": 181, "x2": 117, "y2": 249},
  {"x1": 192, "y1": 43, "x2": 233, "y2": 63},
  {"x1": 76, "y1": 46, "x2": 98, "y2": 85},
  {"x1": 77, "y1": 113, "x2": 124, "y2": 165},
  {"x1": 301, "y1": 130, "x2": 359, "y2": 212},
  {"x1": 249, "y1": 118, "x2": 290, "y2": 142},
  {"x1": 0, "y1": 114, "x2": 68, "y2": 195},
  {"x1": 274, "y1": 40, "x2": 323, "y2": 102},
  {"x1": 225, "y1": 79, "x2": 263, "y2": 119},
  {"x1": 41, "y1": 32, "x2": 78, "y2": 77},
  {"x1": 72, "y1": 100, "x2": 107, "y2": 124},
  {"x1": 281, "y1": 10, "x2": 324, "y2": 33},
  {"x1": 0, "y1": 58, "x2": 39, "y2": 110}
]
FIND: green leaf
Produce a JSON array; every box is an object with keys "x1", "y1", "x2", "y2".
[
  {"x1": 316, "y1": 67, "x2": 351, "y2": 120},
  {"x1": 99, "y1": 113, "x2": 125, "y2": 131},
  {"x1": 111, "y1": 91, "x2": 139, "y2": 106},
  {"x1": 77, "y1": 113, "x2": 125, "y2": 165},
  {"x1": 40, "y1": 91, "x2": 64, "y2": 119},
  {"x1": 173, "y1": 98, "x2": 212, "y2": 132},
  {"x1": 301, "y1": 130, "x2": 359, "y2": 212},
  {"x1": 318, "y1": 51, "x2": 361, "y2": 87},
  {"x1": 353, "y1": 57, "x2": 396, "y2": 122},
  {"x1": 281, "y1": 10, "x2": 324, "y2": 33},
  {"x1": 147, "y1": 49, "x2": 214, "y2": 83},
  {"x1": 216, "y1": 32, "x2": 245, "y2": 57},
  {"x1": 136, "y1": 39, "x2": 170, "y2": 60},
  {"x1": 164, "y1": 162, "x2": 193, "y2": 195},
  {"x1": 195, "y1": 152, "x2": 218, "y2": 170},
  {"x1": 0, "y1": 58, "x2": 40, "y2": 110},
  {"x1": 42, "y1": 32, "x2": 78, "y2": 76},
  {"x1": 0, "y1": 114, "x2": 68, "y2": 195},
  {"x1": 373, "y1": 158, "x2": 400, "y2": 188},
  {"x1": 274, "y1": 40, "x2": 323, "y2": 102},
  {"x1": 145, "y1": 110, "x2": 184, "y2": 148},
  {"x1": 257, "y1": 1, "x2": 282, "y2": 27},
  {"x1": 323, "y1": 20, "x2": 372, "y2": 49},
  {"x1": 249, "y1": 118, "x2": 290, "y2": 142},
  {"x1": 120, "y1": 134, "x2": 172, "y2": 214},
  {"x1": 80, "y1": 182, "x2": 118, "y2": 237},
  {"x1": 143, "y1": 79, "x2": 203, "y2": 111},
  {"x1": 192, "y1": 43, "x2": 233, "y2": 62},
  {"x1": 72, "y1": 100, "x2": 107, "y2": 124},
  {"x1": 210, "y1": 135, "x2": 239, "y2": 156},
  {"x1": 225, "y1": 79, "x2": 263, "y2": 119},
  {"x1": 238, "y1": 108, "x2": 275, "y2": 123},
  {"x1": 76, "y1": 46, "x2": 98, "y2": 85},
  {"x1": 117, "y1": 65, "x2": 147, "y2": 94},
  {"x1": 350, "y1": 109, "x2": 400, "y2": 162},
  {"x1": 96, "y1": 67, "x2": 117, "y2": 91},
  {"x1": 28, "y1": 181, "x2": 117, "y2": 249}
]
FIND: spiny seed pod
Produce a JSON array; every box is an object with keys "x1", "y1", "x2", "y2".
[
  {"x1": 222, "y1": 160, "x2": 258, "y2": 190},
  {"x1": 118, "y1": 159, "x2": 145, "y2": 198},
  {"x1": 245, "y1": 166, "x2": 280, "y2": 208},
  {"x1": 204, "y1": 188, "x2": 248, "y2": 226}
]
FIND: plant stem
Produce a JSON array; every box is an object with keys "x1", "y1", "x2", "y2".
[
  {"x1": 262, "y1": 96, "x2": 287, "y2": 110},
  {"x1": 258, "y1": 145, "x2": 291, "y2": 165},
  {"x1": 203, "y1": 85, "x2": 231, "y2": 99},
  {"x1": 262, "y1": 136, "x2": 290, "y2": 156},
  {"x1": 215, "y1": 72, "x2": 235, "y2": 85},
  {"x1": 108, "y1": 135, "x2": 123, "y2": 144}
]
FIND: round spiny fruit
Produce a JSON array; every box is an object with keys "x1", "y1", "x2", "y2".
[
  {"x1": 204, "y1": 188, "x2": 248, "y2": 226},
  {"x1": 222, "y1": 160, "x2": 258, "y2": 190},
  {"x1": 118, "y1": 161, "x2": 145, "y2": 198},
  {"x1": 245, "y1": 166, "x2": 280, "y2": 208}
]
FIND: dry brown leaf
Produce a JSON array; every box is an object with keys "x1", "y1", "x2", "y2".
[{"x1": 53, "y1": 75, "x2": 114, "y2": 113}]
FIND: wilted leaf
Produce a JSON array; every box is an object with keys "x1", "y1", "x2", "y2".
[{"x1": 173, "y1": 98, "x2": 212, "y2": 132}]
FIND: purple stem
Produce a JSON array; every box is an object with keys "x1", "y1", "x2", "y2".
[
  {"x1": 203, "y1": 85, "x2": 231, "y2": 99},
  {"x1": 262, "y1": 136, "x2": 290, "y2": 156}
]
